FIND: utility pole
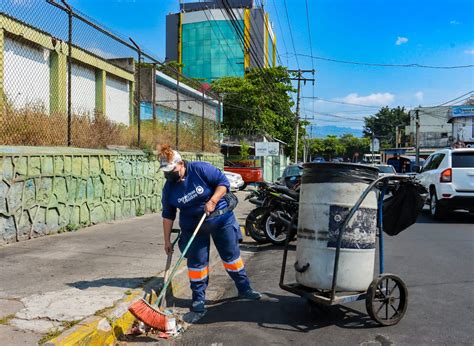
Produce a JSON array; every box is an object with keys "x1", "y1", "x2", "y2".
[
  {"x1": 415, "y1": 109, "x2": 420, "y2": 165},
  {"x1": 289, "y1": 69, "x2": 315, "y2": 163},
  {"x1": 371, "y1": 132, "x2": 375, "y2": 164}
]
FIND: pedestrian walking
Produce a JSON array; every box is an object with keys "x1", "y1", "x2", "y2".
[{"x1": 159, "y1": 145, "x2": 261, "y2": 313}]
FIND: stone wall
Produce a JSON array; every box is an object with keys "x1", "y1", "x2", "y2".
[{"x1": 0, "y1": 146, "x2": 224, "y2": 245}]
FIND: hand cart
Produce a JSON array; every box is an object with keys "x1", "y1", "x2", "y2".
[{"x1": 279, "y1": 175, "x2": 409, "y2": 326}]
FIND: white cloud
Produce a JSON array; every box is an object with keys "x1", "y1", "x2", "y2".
[
  {"x1": 339, "y1": 93, "x2": 395, "y2": 106},
  {"x1": 395, "y1": 36, "x2": 408, "y2": 45},
  {"x1": 464, "y1": 49, "x2": 474, "y2": 55},
  {"x1": 450, "y1": 20, "x2": 461, "y2": 25},
  {"x1": 414, "y1": 91, "x2": 424, "y2": 102}
]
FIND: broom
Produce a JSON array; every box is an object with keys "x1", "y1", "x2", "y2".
[{"x1": 128, "y1": 213, "x2": 207, "y2": 331}]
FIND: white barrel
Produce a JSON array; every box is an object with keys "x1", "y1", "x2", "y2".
[{"x1": 295, "y1": 163, "x2": 379, "y2": 291}]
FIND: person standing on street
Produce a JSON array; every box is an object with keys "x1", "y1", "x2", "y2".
[{"x1": 159, "y1": 145, "x2": 261, "y2": 313}]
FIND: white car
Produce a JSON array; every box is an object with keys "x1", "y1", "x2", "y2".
[
  {"x1": 417, "y1": 148, "x2": 474, "y2": 219},
  {"x1": 224, "y1": 171, "x2": 245, "y2": 191}
]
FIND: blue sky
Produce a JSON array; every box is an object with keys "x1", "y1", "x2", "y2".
[{"x1": 67, "y1": 0, "x2": 474, "y2": 132}]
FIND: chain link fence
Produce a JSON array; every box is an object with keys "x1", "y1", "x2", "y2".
[{"x1": 0, "y1": 0, "x2": 221, "y2": 152}]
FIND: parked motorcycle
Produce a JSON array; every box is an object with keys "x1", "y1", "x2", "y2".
[
  {"x1": 244, "y1": 182, "x2": 270, "y2": 243},
  {"x1": 244, "y1": 181, "x2": 299, "y2": 245},
  {"x1": 263, "y1": 184, "x2": 299, "y2": 245}
]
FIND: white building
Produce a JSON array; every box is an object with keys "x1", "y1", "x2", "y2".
[{"x1": 448, "y1": 106, "x2": 474, "y2": 147}]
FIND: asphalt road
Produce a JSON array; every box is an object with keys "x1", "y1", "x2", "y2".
[{"x1": 176, "y1": 208, "x2": 474, "y2": 345}]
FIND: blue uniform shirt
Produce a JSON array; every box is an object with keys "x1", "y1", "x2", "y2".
[{"x1": 161, "y1": 161, "x2": 230, "y2": 229}]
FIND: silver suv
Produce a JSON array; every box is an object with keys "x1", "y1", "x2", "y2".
[{"x1": 417, "y1": 148, "x2": 474, "y2": 219}]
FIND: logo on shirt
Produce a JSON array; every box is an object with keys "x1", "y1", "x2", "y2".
[{"x1": 177, "y1": 186, "x2": 205, "y2": 204}]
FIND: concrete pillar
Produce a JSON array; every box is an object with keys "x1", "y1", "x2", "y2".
[
  {"x1": 49, "y1": 50, "x2": 67, "y2": 115},
  {"x1": 129, "y1": 80, "x2": 134, "y2": 125},
  {"x1": 0, "y1": 29, "x2": 5, "y2": 109},
  {"x1": 95, "y1": 70, "x2": 106, "y2": 116}
]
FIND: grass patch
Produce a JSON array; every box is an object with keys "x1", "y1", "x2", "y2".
[
  {"x1": 1, "y1": 104, "x2": 220, "y2": 153},
  {"x1": 61, "y1": 319, "x2": 81, "y2": 329},
  {"x1": 0, "y1": 314, "x2": 15, "y2": 325},
  {"x1": 94, "y1": 306, "x2": 114, "y2": 317},
  {"x1": 66, "y1": 224, "x2": 80, "y2": 232},
  {"x1": 38, "y1": 329, "x2": 62, "y2": 345}
]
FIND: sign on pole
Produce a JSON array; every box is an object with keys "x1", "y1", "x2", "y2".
[
  {"x1": 371, "y1": 138, "x2": 380, "y2": 152},
  {"x1": 255, "y1": 142, "x2": 280, "y2": 156}
]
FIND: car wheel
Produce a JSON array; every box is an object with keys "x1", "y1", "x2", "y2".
[
  {"x1": 239, "y1": 183, "x2": 247, "y2": 191},
  {"x1": 430, "y1": 189, "x2": 446, "y2": 220}
]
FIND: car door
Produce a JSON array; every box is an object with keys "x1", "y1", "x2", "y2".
[{"x1": 418, "y1": 154, "x2": 434, "y2": 188}]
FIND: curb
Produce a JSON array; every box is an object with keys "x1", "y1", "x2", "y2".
[{"x1": 45, "y1": 249, "x2": 221, "y2": 345}]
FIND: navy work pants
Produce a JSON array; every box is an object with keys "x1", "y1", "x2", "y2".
[{"x1": 178, "y1": 213, "x2": 251, "y2": 302}]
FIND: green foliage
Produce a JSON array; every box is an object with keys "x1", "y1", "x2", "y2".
[
  {"x1": 212, "y1": 67, "x2": 300, "y2": 156},
  {"x1": 0, "y1": 314, "x2": 14, "y2": 325},
  {"x1": 309, "y1": 134, "x2": 370, "y2": 161},
  {"x1": 363, "y1": 106, "x2": 410, "y2": 148},
  {"x1": 239, "y1": 141, "x2": 250, "y2": 160},
  {"x1": 66, "y1": 224, "x2": 80, "y2": 232},
  {"x1": 38, "y1": 329, "x2": 62, "y2": 345},
  {"x1": 61, "y1": 320, "x2": 81, "y2": 329}
]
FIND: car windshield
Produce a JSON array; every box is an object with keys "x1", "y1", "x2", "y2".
[
  {"x1": 452, "y1": 152, "x2": 474, "y2": 168},
  {"x1": 287, "y1": 166, "x2": 302, "y2": 176},
  {"x1": 376, "y1": 165, "x2": 395, "y2": 173}
]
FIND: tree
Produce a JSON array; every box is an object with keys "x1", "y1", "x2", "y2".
[
  {"x1": 308, "y1": 134, "x2": 371, "y2": 161},
  {"x1": 339, "y1": 134, "x2": 370, "y2": 161},
  {"x1": 363, "y1": 106, "x2": 410, "y2": 148},
  {"x1": 323, "y1": 135, "x2": 345, "y2": 159},
  {"x1": 211, "y1": 67, "x2": 300, "y2": 156}
]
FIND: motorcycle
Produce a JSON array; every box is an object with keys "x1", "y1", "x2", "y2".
[
  {"x1": 262, "y1": 184, "x2": 299, "y2": 245},
  {"x1": 244, "y1": 180, "x2": 300, "y2": 245},
  {"x1": 244, "y1": 182, "x2": 270, "y2": 243}
]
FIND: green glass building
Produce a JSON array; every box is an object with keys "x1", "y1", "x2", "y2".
[{"x1": 166, "y1": 0, "x2": 276, "y2": 82}]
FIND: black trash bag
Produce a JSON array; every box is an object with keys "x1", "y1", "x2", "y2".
[{"x1": 382, "y1": 179, "x2": 427, "y2": 236}]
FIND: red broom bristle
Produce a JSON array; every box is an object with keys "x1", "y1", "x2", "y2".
[{"x1": 128, "y1": 298, "x2": 169, "y2": 331}]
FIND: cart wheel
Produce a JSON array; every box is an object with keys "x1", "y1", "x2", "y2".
[{"x1": 366, "y1": 273, "x2": 408, "y2": 326}]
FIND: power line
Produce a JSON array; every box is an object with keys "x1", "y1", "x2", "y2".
[
  {"x1": 283, "y1": 0, "x2": 300, "y2": 69},
  {"x1": 255, "y1": 0, "x2": 283, "y2": 66},
  {"x1": 305, "y1": 0, "x2": 314, "y2": 71},
  {"x1": 283, "y1": 53, "x2": 474, "y2": 69},
  {"x1": 302, "y1": 96, "x2": 381, "y2": 109},
  {"x1": 435, "y1": 90, "x2": 474, "y2": 106},
  {"x1": 271, "y1": 0, "x2": 289, "y2": 66}
]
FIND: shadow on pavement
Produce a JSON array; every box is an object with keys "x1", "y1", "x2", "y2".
[
  {"x1": 171, "y1": 292, "x2": 380, "y2": 332},
  {"x1": 67, "y1": 277, "x2": 154, "y2": 290},
  {"x1": 239, "y1": 242, "x2": 296, "y2": 253},
  {"x1": 416, "y1": 209, "x2": 474, "y2": 224}
]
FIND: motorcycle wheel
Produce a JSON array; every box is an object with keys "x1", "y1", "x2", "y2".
[
  {"x1": 264, "y1": 211, "x2": 295, "y2": 245},
  {"x1": 245, "y1": 207, "x2": 270, "y2": 244}
]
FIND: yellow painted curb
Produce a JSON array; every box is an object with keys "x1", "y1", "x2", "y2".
[{"x1": 45, "y1": 249, "x2": 219, "y2": 345}]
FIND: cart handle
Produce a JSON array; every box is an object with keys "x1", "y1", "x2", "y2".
[{"x1": 329, "y1": 175, "x2": 411, "y2": 302}]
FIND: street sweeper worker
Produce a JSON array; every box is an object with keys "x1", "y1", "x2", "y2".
[{"x1": 159, "y1": 145, "x2": 262, "y2": 313}]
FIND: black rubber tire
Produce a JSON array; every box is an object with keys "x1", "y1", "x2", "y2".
[
  {"x1": 264, "y1": 211, "x2": 296, "y2": 245},
  {"x1": 430, "y1": 189, "x2": 446, "y2": 220},
  {"x1": 366, "y1": 273, "x2": 408, "y2": 326},
  {"x1": 239, "y1": 183, "x2": 247, "y2": 191},
  {"x1": 245, "y1": 207, "x2": 269, "y2": 244}
]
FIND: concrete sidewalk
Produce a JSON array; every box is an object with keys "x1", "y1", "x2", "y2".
[{"x1": 0, "y1": 190, "x2": 254, "y2": 345}]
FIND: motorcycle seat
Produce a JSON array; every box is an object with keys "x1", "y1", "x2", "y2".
[{"x1": 271, "y1": 185, "x2": 300, "y2": 201}]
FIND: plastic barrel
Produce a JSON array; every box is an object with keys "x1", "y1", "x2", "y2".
[{"x1": 295, "y1": 163, "x2": 379, "y2": 291}]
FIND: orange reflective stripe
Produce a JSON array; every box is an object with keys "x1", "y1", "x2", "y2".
[
  {"x1": 188, "y1": 267, "x2": 208, "y2": 281},
  {"x1": 223, "y1": 257, "x2": 244, "y2": 272}
]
